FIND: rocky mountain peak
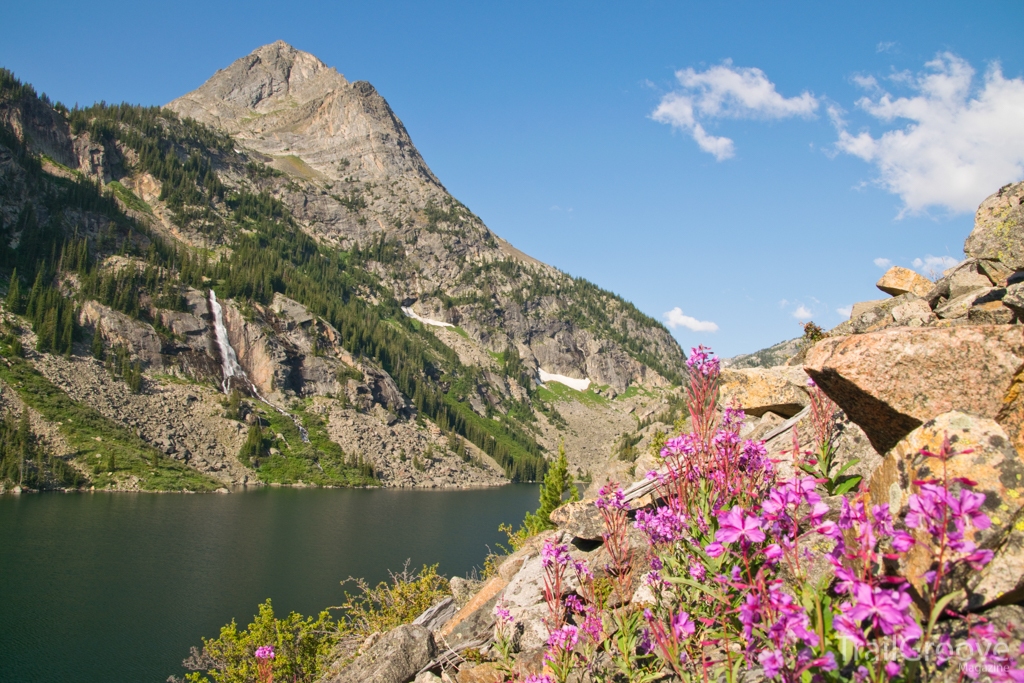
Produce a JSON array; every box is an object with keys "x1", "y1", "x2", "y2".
[{"x1": 167, "y1": 41, "x2": 439, "y2": 185}]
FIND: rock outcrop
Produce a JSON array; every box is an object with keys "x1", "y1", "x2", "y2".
[
  {"x1": 719, "y1": 365, "x2": 809, "y2": 418},
  {"x1": 320, "y1": 624, "x2": 436, "y2": 683},
  {"x1": 876, "y1": 265, "x2": 934, "y2": 297},
  {"x1": 867, "y1": 412, "x2": 1024, "y2": 607},
  {"x1": 966, "y1": 180, "x2": 1024, "y2": 270},
  {"x1": 804, "y1": 325, "x2": 1024, "y2": 453}
]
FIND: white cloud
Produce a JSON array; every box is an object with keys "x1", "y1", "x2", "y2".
[
  {"x1": 663, "y1": 307, "x2": 719, "y2": 332},
  {"x1": 874, "y1": 257, "x2": 892, "y2": 269},
  {"x1": 792, "y1": 305, "x2": 813, "y2": 319},
  {"x1": 912, "y1": 254, "x2": 960, "y2": 278},
  {"x1": 653, "y1": 61, "x2": 819, "y2": 160},
  {"x1": 837, "y1": 305, "x2": 853, "y2": 317},
  {"x1": 833, "y1": 53, "x2": 1024, "y2": 215},
  {"x1": 876, "y1": 41, "x2": 898, "y2": 54}
]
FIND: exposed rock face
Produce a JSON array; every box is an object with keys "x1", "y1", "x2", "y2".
[
  {"x1": 168, "y1": 41, "x2": 439, "y2": 187},
  {"x1": 876, "y1": 266, "x2": 934, "y2": 298},
  {"x1": 804, "y1": 325, "x2": 1024, "y2": 453},
  {"x1": 79, "y1": 300, "x2": 163, "y2": 367},
  {"x1": 867, "y1": 412, "x2": 1024, "y2": 608},
  {"x1": 719, "y1": 366, "x2": 809, "y2": 418},
  {"x1": 966, "y1": 180, "x2": 1024, "y2": 270},
  {"x1": 320, "y1": 624, "x2": 436, "y2": 683}
]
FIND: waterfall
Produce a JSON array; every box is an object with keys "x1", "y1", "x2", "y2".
[
  {"x1": 209, "y1": 290, "x2": 246, "y2": 394},
  {"x1": 208, "y1": 290, "x2": 309, "y2": 444}
]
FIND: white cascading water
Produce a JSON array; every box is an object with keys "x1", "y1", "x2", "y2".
[
  {"x1": 209, "y1": 290, "x2": 246, "y2": 393},
  {"x1": 208, "y1": 290, "x2": 309, "y2": 443}
]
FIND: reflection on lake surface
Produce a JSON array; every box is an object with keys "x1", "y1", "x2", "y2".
[{"x1": 0, "y1": 485, "x2": 538, "y2": 683}]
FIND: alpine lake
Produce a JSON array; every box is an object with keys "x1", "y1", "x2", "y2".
[{"x1": 0, "y1": 484, "x2": 540, "y2": 682}]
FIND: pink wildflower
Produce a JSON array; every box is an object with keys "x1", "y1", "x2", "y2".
[{"x1": 715, "y1": 506, "x2": 766, "y2": 545}]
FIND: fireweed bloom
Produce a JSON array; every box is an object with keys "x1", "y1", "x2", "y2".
[
  {"x1": 564, "y1": 594, "x2": 584, "y2": 614},
  {"x1": 254, "y1": 646, "x2": 275, "y2": 660},
  {"x1": 595, "y1": 484, "x2": 628, "y2": 511},
  {"x1": 634, "y1": 505, "x2": 685, "y2": 544},
  {"x1": 542, "y1": 540, "x2": 571, "y2": 569},
  {"x1": 715, "y1": 506, "x2": 766, "y2": 545},
  {"x1": 686, "y1": 345, "x2": 720, "y2": 377},
  {"x1": 544, "y1": 624, "x2": 580, "y2": 664},
  {"x1": 671, "y1": 611, "x2": 696, "y2": 639},
  {"x1": 494, "y1": 603, "x2": 513, "y2": 625}
]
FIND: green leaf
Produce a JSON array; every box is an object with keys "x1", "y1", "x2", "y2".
[
  {"x1": 833, "y1": 458, "x2": 861, "y2": 477},
  {"x1": 928, "y1": 590, "x2": 963, "y2": 635},
  {"x1": 833, "y1": 475, "x2": 863, "y2": 495}
]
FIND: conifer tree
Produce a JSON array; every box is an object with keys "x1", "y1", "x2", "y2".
[
  {"x1": 5, "y1": 268, "x2": 21, "y2": 314},
  {"x1": 523, "y1": 441, "x2": 579, "y2": 534},
  {"x1": 91, "y1": 321, "x2": 105, "y2": 360}
]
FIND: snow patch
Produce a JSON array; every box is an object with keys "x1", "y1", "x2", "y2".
[
  {"x1": 402, "y1": 306, "x2": 454, "y2": 328},
  {"x1": 538, "y1": 369, "x2": 591, "y2": 392}
]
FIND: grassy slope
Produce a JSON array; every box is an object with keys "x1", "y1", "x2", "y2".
[{"x1": 0, "y1": 354, "x2": 219, "y2": 491}]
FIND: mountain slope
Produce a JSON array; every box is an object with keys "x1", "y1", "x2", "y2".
[{"x1": 0, "y1": 47, "x2": 685, "y2": 492}]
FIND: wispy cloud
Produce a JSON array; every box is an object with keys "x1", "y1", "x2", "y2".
[
  {"x1": 663, "y1": 307, "x2": 719, "y2": 332},
  {"x1": 832, "y1": 53, "x2": 1024, "y2": 215},
  {"x1": 912, "y1": 254, "x2": 960, "y2": 278},
  {"x1": 876, "y1": 41, "x2": 898, "y2": 54},
  {"x1": 836, "y1": 305, "x2": 853, "y2": 317},
  {"x1": 792, "y1": 305, "x2": 813, "y2": 319},
  {"x1": 652, "y1": 61, "x2": 819, "y2": 160},
  {"x1": 873, "y1": 257, "x2": 892, "y2": 269}
]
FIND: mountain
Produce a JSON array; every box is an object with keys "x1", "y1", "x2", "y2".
[
  {"x1": 167, "y1": 42, "x2": 683, "y2": 390},
  {"x1": 0, "y1": 43, "x2": 685, "y2": 493}
]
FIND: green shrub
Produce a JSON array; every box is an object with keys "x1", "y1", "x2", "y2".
[
  {"x1": 181, "y1": 600, "x2": 337, "y2": 683},
  {"x1": 335, "y1": 563, "x2": 450, "y2": 637}
]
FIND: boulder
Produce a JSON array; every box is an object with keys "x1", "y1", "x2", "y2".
[
  {"x1": 764, "y1": 410, "x2": 881, "y2": 483},
  {"x1": 497, "y1": 532, "x2": 582, "y2": 651},
  {"x1": 891, "y1": 298, "x2": 935, "y2": 325},
  {"x1": 876, "y1": 266, "x2": 934, "y2": 298},
  {"x1": 549, "y1": 499, "x2": 605, "y2": 541},
  {"x1": 719, "y1": 366, "x2": 809, "y2": 418},
  {"x1": 866, "y1": 412, "x2": 1024, "y2": 608},
  {"x1": 321, "y1": 624, "x2": 436, "y2": 683},
  {"x1": 934, "y1": 286, "x2": 1001, "y2": 320},
  {"x1": 977, "y1": 259, "x2": 1017, "y2": 287},
  {"x1": 829, "y1": 293, "x2": 919, "y2": 337},
  {"x1": 455, "y1": 663, "x2": 504, "y2": 683},
  {"x1": 1004, "y1": 282, "x2": 1024, "y2": 316},
  {"x1": 745, "y1": 410, "x2": 785, "y2": 441},
  {"x1": 850, "y1": 299, "x2": 889, "y2": 319},
  {"x1": 967, "y1": 300, "x2": 1017, "y2": 324},
  {"x1": 448, "y1": 578, "x2": 480, "y2": 607},
  {"x1": 965, "y1": 180, "x2": 1024, "y2": 270},
  {"x1": 946, "y1": 261, "x2": 994, "y2": 299},
  {"x1": 804, "y1": 325, "x2": 1024, "y2": 453}
]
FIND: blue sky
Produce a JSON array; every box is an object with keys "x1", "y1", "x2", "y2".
[{"x1": 3, "y1": 0, "x2": 1024, "y2": 356}]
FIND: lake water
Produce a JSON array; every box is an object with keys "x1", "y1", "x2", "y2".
[{"x1": 0, "y1": 485, "x2": 539, "y2": 683}]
